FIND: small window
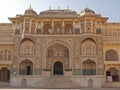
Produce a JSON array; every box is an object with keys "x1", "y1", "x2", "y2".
[
  {"x1": 15, "y1": 29, "x2": 20, "y2": 35},
  {"x1": 74, "y1": 28, "x2": 80, "y2": 34},
  {"x1": 96, "y1": 29, "x2": 101, "y2": 34},
  {"x1": 36, "y1": 29, "x2": 41, "y2": 34}
]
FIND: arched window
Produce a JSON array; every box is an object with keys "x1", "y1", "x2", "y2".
[
  {"x1": 105, "y1": 49, "x2": 118, "y2": 61},
  {"x1": 0, "y1": 67, "x2": 10, "y2": 81},
  {"x1": 20, "y1": 39, "x2": 34, "y2": 55},
  {"x1": 54, "y1": 22, "x2": 62, "y2": 34},
  {"x1": 81, "y1": 39, "x2": 96, "y2": 56},
  {"x1": 0, "y1": 50, "x2": 11, "y2": 60},
  {"x1": 47, "y1": 43, "x2": 69, "y2": 58},
  {"x1": 65, "y1": 23, "x2": 73, "y2": 34},
  {"x1": 19, "y1": 60, "x2": 33, "y2": 75},
  {"x1": 83, "y1": 59, "x2": 96, "y2": 75},
  {"x1": 43, "y1": 23, "x2": 51, "y2": 34},
  {"x1": 46, "y1": 43, "x2": 69, "y2": 70}
]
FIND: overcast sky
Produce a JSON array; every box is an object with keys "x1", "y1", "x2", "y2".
[{"x1": 0, "y1": 0, "x2": 120, "y2": 22}]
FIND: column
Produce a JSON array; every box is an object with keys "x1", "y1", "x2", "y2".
[
  {"x1": 52, "y1": 20, "x2": 54, "y2": 34},
  {"x1": 91, "y1": 19, "x2": 93, "y2": 32},
  {"x1": 84, "y1": 19, "x2": 86, "y2": 33},
  {"x1": 41, "y1": 21, "x2": 43, "y2": 34},
  {"x1": 73, "y1": 20, "x2": 75, "y2": 34},
  {"x1": 79, "y1": 21, "x2": 81, "y2": 34},
  {"x1": 23, "y1": 20, "x2": 25, "y2": 34},
  {"x1": 62, "y1": 20, "x2": 64, "y2": 34},
  {"x1": 35, "y1": 21, "x2": 37, "y2": 34},
  {"x1": 29, "y1": 19, "x2": 32, "y2": 34}
]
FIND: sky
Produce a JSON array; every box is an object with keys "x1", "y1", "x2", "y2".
[{"x1": 0, "y1": 0, "x2": 120, "y2": 22}]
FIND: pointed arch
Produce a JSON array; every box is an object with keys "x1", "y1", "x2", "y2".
[
  {"x1": 105, "y1": 49, "x2": 118, "y2": 61},
  {"x1": 43, "y1": 23, "x2": 51, "y2": 34},
  {"x1": 46, "y1": 42, "x2": 70, "y2": 70},
  {"x1": 65, "y1": 23, "x2": 73, "y2": 34},
  {"x1": 21, "y1": 79, "x2": 27, "y2": 87},
  {"x1": 54, "y1": 22, "x2": 62, "y2": 34},
  {"x1": 47, "y1": 43, "x2": 69, "y2": 58},
  {"x1": 106, "y1": 67, "x2": 119, "y2": 82},
  {"x1": 88, "y1": 79, "x2": 93, "y2": 87},
  {"x1": 53, "y1": 61, "x2": 63, "y2": 75},
  {"x1": 20, "y1": 38, "x2": 35, "y2": 55},
  {"x1": 82, "y1": 59, "x2": 96, "y2": 75},
  {"x1": 19, "y1": 59, "x2": 33, "y2": 75},
  {"x1": 81, "y1": 38, "x2": 96, "y2": 56},
  {"x1": 0, "y1": 67, "x2": 10, "y2": 81}
]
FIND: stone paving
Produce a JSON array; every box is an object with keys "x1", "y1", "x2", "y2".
[{"x1": 0, "y1": 88, "x2": 120, "y2": 90}]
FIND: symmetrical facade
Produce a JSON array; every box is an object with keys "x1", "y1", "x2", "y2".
[{"x1": 0, "y1": 6, "x2": 120, "y2": 88}]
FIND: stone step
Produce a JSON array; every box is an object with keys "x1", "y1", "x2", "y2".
[
  {"x1": 0, "y1": 81, "x2": 10, "y2": 88},
  {"x1": 33, "y1": 76, "x2": 80, "y2": 89},
  {"x1": 103, "y1": 82, "x2": 120, "y2": 88}
]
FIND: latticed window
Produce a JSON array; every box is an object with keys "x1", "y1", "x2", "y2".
[
  {"x1": 83, "y1": 59, "x2": 96, "y2": 75},
  {"x1": 47, "y1": 43, "x2": 69, "y2": 58},
  {"x1": 81, "y1": 39, "x2": 96, "y2": 56},
  {"x1": 0, "y1": 50, "x2": 11, "y2": 60},
  {"x1": 20, "y1": 40, "x2": 34, "y2": 54},
  {"x1": 31, "y1": 23, "x2": 35, "y2": 34},
  {"x1": 105, "y1": 49, "x2": 118, "y2": 61},
  {"x1": 25, "y1": 22, "x2": 30, "y2": 33}
]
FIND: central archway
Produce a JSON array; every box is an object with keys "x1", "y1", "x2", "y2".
[{"x1": 53, "y1": 61, "x2": 63, "y2": 75}]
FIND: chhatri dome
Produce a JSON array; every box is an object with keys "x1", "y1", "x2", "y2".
[
  {"x1": 80, "y1": 5, "x2": 95, "y2": 16},
  {"x1": 24, "y1": 5, "x2": 37, "y2": 15}
]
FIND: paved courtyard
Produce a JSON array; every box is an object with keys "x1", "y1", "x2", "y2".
[{"x1": 0, "y1": 88, "x2": 120, "y2": 90}]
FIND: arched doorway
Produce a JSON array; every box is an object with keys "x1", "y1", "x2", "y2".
[
  {"x1": 106, "y1": 68, "x2": 119, "y2": 82},
  {"x1": 46, "y1": 43, "x2": 69, "y2": 70},
  {"x1": 21, "y1": 79, "x2": 27, "y2": 87},
  {"x1": 19, "y1": 60, "x2": 33, "y2": 75},
  {"x1": 26, "y1": 66, "x2": 31, "y2": 75},
  {"x1": 82, "y1": 59, "x2": 96, "y2": 75},
  {"x1": 88, "y1": 79, "x2": 93, "y2": 87},
  {"x1": 53, "y1": 61, "x2": 63, "y2": 75},
  {"x1": 0, "y1": 68, "x2": 10, "y2": 81}
]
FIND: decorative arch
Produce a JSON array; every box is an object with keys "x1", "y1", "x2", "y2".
[
  {"x1": 88, "y1": 79, "x2": 93, "y2": 87},
  {"x1": 54, "y1": 22, "x2": 62, "y2": 34},
  {"x1": 47, "y1": 43, "x2": 69, "y2": 58},
  {"x1": 81, "y1": 38, "x2": 96, "y2": 56},
  {"x1": 19, "y1": 59, "x2": 33, "y2": 75},
  {"x1": 20, "y1": 39, "x2": 35, "y2": 55},
  {"x1": 105, "y1": 49, "x2": 118, "y2": 61},
  {"x1": 43, "y1": 23, "x2": 51, "y2": 34},
  {"x1": 21, "y1": 79, "x2": 27, "y2": 87},
  {"x1": 0, "y1": 67, "x2": 10, "y2": 81},
  {"x1": 46, "y1": 43, "x2": 69, "y2": 70},
  {"x1": 106, "y1": 67, "x2": 119, "y2": 82},
  {"x1": 82, "y1": 59, "x2": 96, "y2": 75},
  {"x1": 53, "y1": 61, "x2": 63, "y2": 75},
  {"x1": 65, "y1": 23, "x2": 73, "y2": 34}
]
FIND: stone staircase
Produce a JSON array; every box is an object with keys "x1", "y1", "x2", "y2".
[
  {"x1": 0, "y1": 81, "x2": 10, "y2": 88},
  {"x1": 33, "y1": 76, "x2": 80, "y2": 89},
  {"x1": 103, "y1": 82, "x2": 120, "y2": 88}
]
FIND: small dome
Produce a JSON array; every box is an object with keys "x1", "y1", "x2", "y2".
[
  {"x1": 24, "y1": 5, "x2": 37, "y2": 15},
  {"x1": 80, "y1": 6, "x2": 95, "y2": 16}
]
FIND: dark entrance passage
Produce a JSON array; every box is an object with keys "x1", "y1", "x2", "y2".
[
  {"x1": 0, "y1": 68, "x2": 10, "y2": 81},
  {"x1": 106, "y1": 68, "x2": 119, "y2": 82},
  {"x1": 26, "y1": 66, "x2": 31, "y2": 75},
  {"x1": 53, "y1": 61, "x2": 63, "y2": 75}
]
